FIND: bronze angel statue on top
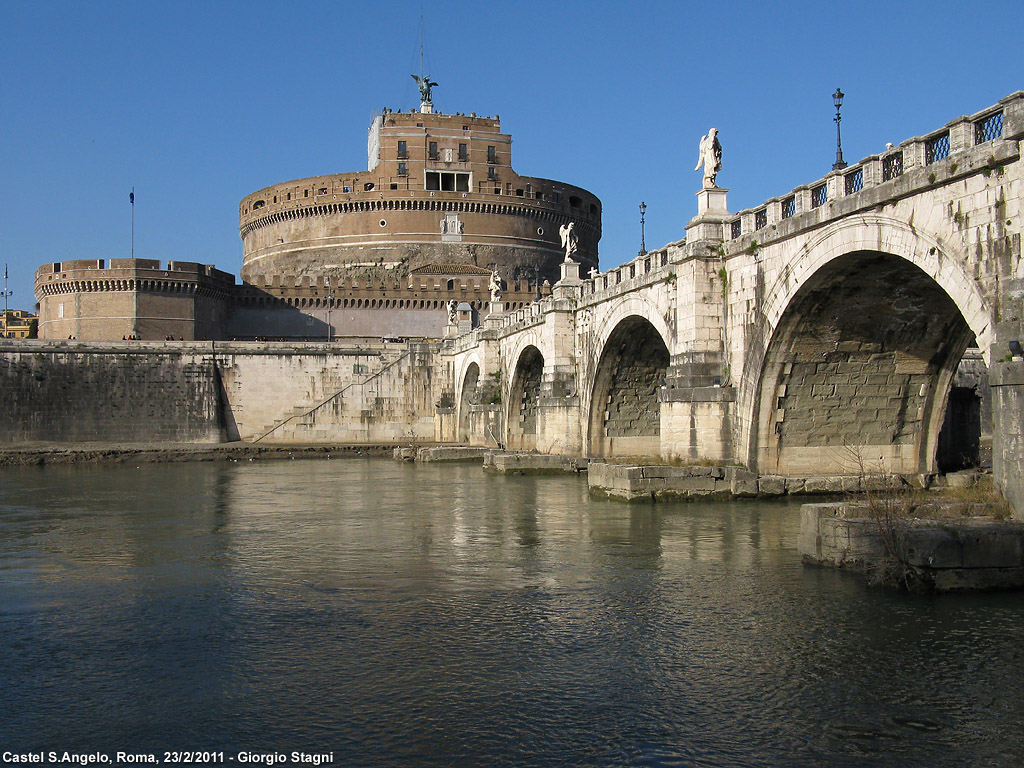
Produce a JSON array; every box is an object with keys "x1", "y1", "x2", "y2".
[{"x1": 412, "y1": 74, "x2": 438, "y2": 103}]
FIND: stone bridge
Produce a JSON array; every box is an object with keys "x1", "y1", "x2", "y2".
[{"x1": 440, "y1": 91, "x2": 1024, "y2": 500}]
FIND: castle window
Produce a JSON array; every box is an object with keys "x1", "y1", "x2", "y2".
[
  {"x1": 390, "y1": 183, "x2": 398, "y2": 190},
  {"x1": 458, "y1": 143, "x2": 468, "y2": 161},
  {"x1": 287, "y1": 193, "x2": 291, "y2": 200},
  {"x1": 589, "y1": 203, "x2": 598, "y2": 214},
  {"x1": 397, "y1": 140, "x2": 408, "y2": 159},
  {"x1": 429, "y1": 141, "x2": 438, "y2": 160},
  {"x1": 318, "y1": 188, "x2": 327, "y2": 195},
  {"x1": 427, "y1": 171, "x2": 469, "y2": 192},
  {"x1": 516, "y1": 189, "x2": 524, "y2": 197},
  {"x1": 553, "y1": 191, "x2": 560, "y2": 204},
  {"x1": 364, "y1": 182, "x2": 374, "y2": 191},
  {"x1": 487, "y1": 145, "x2": 497, "y2": 163},
  {"x1": 398, "y1": 163, "x2": 408, "y2": 176},
  {"x1": 494, "y1": 187, "x2": 500, "y2": 194},
  {"x1": 273, "y1": 196, "x2": 277, "y2": 203},
  {"x1": 569, "y1": 196, "x2": 581, "y2": 208},
  {"x1": 304, "y1": 189, "x2": 309, "y2": 197},
  {"x1": 343, "y1": 186, "x2": 351, "y2": 193},
  {"x1": 446, "y1": 279, "x2": 454, "y2": 291},
  {"x1": 781, "y1": 196, "x2": 795, "y2": 219}
]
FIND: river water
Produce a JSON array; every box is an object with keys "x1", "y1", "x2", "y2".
[{"x1": 0, "y1": 458, "x2": 1022, "y2": 767}]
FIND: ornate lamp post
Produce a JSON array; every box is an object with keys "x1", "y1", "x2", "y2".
[
  {"x1": 832, "y1": 88, "x2": 847, "y2": 171},
  {"x1": 639, "y1": 202, "x2": 647, "y2": 257}
]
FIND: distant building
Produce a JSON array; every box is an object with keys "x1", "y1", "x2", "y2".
[
  {"x1": 0, "y1": 309, "x2": 37, "y2": 339},
  {"x1": 34, "y1": 97, "x2": 601, "y2": 341}
]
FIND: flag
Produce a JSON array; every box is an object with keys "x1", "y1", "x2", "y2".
[{"x1": 130, "y1": 190, "x2": 135, "y2": 205}]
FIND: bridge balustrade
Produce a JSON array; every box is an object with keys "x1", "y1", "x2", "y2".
[{"x1": 726, "y1": 99, "x2": 1017, "y2": 241}]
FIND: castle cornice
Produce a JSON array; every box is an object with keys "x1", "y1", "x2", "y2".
[{"x1": 238, "y1": 194, "x2": 602, "y2": 241}]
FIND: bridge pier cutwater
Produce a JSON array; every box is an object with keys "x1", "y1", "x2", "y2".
[{"x1": 441, "y1": 91, "x2": 1024, "y2": 518}]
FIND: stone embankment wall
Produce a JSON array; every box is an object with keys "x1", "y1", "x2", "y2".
[
  {"x1": 214, "y1": 341, "x2": 441, "y2": 443},
  {"x1": 0, "y1": 340, "x2": 444, "y2": 446},
  {"x1": 0, "y1": 341, "x2": 225, "y2": 443},
  {"x1": 799, "y1": 502, "x2": 1024, "y2": 591}
]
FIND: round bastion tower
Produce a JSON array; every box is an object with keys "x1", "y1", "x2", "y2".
[{"x1": 239, "y1": 105, "x2": 601, "y2": 291}]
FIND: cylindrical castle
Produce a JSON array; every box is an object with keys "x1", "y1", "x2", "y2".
[{"x1": 239, "y1": 109, "x2": 601, "y2": 289}]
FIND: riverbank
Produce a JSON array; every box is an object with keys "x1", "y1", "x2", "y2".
[{"x1": 0, "y1": 442, "x2": 396, "y2": 466}]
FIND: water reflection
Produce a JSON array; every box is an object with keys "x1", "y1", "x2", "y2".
[{"x1": 0, "y1": 459, "x2": 1022, "y2": 767}]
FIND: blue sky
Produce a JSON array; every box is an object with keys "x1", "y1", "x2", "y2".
[{"x1": 1, "y1": 0, "x2": 1021, "y2": 310}]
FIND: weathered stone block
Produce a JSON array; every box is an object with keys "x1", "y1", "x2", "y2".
[{"x1": 759, "y1": 476, "x2": 787, "y2": 496}]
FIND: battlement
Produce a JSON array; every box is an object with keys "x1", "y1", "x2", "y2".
[
  {"x1": 36, "y1": 259, "x2": 236, "y2": 283},
  {"x1": 381, "y1": 108, "x2": 501, "y2": 131},
  {"x1": 35, "y1": 259, "x2": 236, "y2": 302},
  {"x1": 234, "y1": 271, "x2": 549, "y2": 313}
]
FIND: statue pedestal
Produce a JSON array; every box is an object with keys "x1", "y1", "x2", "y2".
[
  {"x1": 559, "y1": 259, "x2": 582, "y2": 284},
  {"x1": 697, "y1": 186, "x2": 729, "y2": 215},
  {"x1": 686, "y1": 186, "x2": 731, "y2": 242},
  {"x1": 488, "y1": 300, "x2": 504, "y2": 315}
]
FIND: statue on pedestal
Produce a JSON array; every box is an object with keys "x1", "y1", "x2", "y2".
[
  {"x1": 695, "y1": 128, "x2": 723, "y2": 188},
  {"x1": 447, "y1": 300, "x2": 458, "y2": 324},
  {"x1": 489, "y1": 270, "x2": 502, "y2": 303},
  {"x1": 559, "y1": 222, "x2": 578, "y2": 262}
]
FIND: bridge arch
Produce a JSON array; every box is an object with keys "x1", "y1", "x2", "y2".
[
  {"x1": 587, "y1": 315, "x2": 670, "y2": 458},
  {"x1": 457, "y1": 360, "x2": 481, "y2": 443},
  {"x1": 757, "y1": 214, "x2": 992, "y2": 357},
  {"x1": 507, "y1": 345, "x2": 545, "y2": 451},
  {"x1": 589, "y1": 293, "x2": 675, "y2": 367},
  {"x1": 744, "y1": 217, "x2": 992, "y2": 475}
]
